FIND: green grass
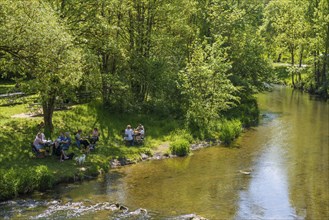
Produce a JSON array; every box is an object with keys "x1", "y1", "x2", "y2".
[
  {"x1": 0, "y1": 82, "x2": 250, "y2": 200},
  {"x1": 0, "y1": 95, "x2": 187, "y2": 201},
  {"x1": 0, "y1": 82, "x2": 15, "y2": 94}
]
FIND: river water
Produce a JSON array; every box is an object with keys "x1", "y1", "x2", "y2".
[{"x1": 1, "y1": 86, "x2": 328, "y2": 219}]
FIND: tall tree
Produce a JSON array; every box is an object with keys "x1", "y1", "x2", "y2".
[
  {"x1": 207, "y1": 0, "x2": 272, "y2": 94},
  {"x1": 179, "y1": 38, "x2": 238, "y2": 138},
  {"x1": 0, "y1": 0, "x2": 82, "y2": 135},
  {"x1": 262, "y1": 0, "x2": 308, "y2": 86},
  {"x1": 309, "y1": 0, "x2": 328, "y2": 94},
  {"x1": 49, "y1": 0, "x2": 200, "y2": 112}
]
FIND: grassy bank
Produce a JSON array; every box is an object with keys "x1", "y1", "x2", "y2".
[
  {"x1": 0, "y1": 96, "x2": 180, "y2": 200},
  {"x1": 0, "y1": 88, "x2": 254, "y2": 201}
]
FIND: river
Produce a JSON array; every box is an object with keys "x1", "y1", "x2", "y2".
[{"x1": 1, "y1": 85, "x2": 328, "y2": 219}]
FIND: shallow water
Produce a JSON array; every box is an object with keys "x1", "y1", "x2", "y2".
[{"x1": 1, "y1": 86, "x2": 328, "y2": 219}]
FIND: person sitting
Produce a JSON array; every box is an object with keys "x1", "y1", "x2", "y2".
[
  {"x1": 139, "y1": 126, "x2": 145, "y2": 139},
  {"x1": 53, "y1": 132, "x2": 64, "y2": 155},
  {"x1": 36, "y1": 131, "x2": 46, "y2": 142},
  {"x1": 33, "y1": 133, "x2": 46, "y2": 150},
  {"x1": 32, "y1": 133, "x2": 46, "y2": 157},
  {"x1": 90, "y1": 127, "x2": 100, "y2": 145},
  {"x1": 134, "y1": 124, "x2": 145, "y2": 143},
  {"x1": 59, "y1": 132, "x2": 71, "y2": 161},
  {"x1": 75, "y1": 129, "x2": 90, "y2": 152},
  {"x1": 124, "y1": 125, "x2": 134, "y2": 146}
]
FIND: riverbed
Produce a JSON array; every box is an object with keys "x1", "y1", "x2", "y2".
[{"x1": 1, "y1": 86, "x2": 328, "y2": 219}]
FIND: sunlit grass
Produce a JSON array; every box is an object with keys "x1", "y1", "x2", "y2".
[
  {"x1": 0, "y1": 82, "x2": 15, "y2": 94},
  {"x1": 0, "y1": 93, "x2": 188, "y2": 200}
]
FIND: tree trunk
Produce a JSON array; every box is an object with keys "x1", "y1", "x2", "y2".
[
  {"x1": 101, "y1": 52, "x2": 110, "y2": 105},
  {"x1": 321, "y1": 23, "x2": 329, "y2": 85},
  {"x1": 291, "y1": 48, "x2": 295, "y2": 87},
  {"x1": 277, "y1": 53, "x2": 282, "y2": 63},
  {"x1": 315, "y1": 50, "x2": 320, "y2": 86},
  {"x1": 298, "y1": 46, "x2": 304, "y2": 82},
  {"x1": 42, "y1": 95, "x2": 56, "y2": 138}
]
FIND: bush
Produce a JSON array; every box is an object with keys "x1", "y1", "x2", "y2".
[
  {"x1": 220, "y1": 119, "x2": 242, "y2": 145},
  {"x1": 222, "y1": 95, "x2": 259, "y2": 127},
  {"x1": 0, "y1": 169, "x2": 18, "y2": 200},
  {"x1": 0, "y1": 166, "x2": 55, "y2": 201},
  {"x1": 17, "y1": 168, "x2": 36, "y2": 194},
  {"x1": 168, "y1": 129, "x2": 193, "y2": 143},
  {"x1": 34, "y1": 165, "x2": 55, "y2": 191},
  {"x1": 170, "y1": 139, "x2": 190, "y2": 156}
]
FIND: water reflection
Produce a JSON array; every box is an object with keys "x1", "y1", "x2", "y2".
[{"x1": 236, "y1": 115, "x2": 302, "y2": 219}]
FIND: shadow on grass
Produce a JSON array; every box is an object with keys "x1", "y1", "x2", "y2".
[{"x1": 88, "y1": 102, "x2": 183, "y2": 146}]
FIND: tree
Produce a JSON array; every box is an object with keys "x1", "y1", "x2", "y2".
[
  {"x1": 0, "y1": 0, "x2": 82, "y2": 135},
  {"x1": 49, "y1": 0, "x2": 200, "y2": 113},
  {"x1": 309, "y1": 0, "x2": 328, "y2": 95},
  {"x1": 178, "y1": 38, "x2": 238, "y2": 138},
  {"x1": 262, "y1": 0, "x2": 308, "y2": 86}
]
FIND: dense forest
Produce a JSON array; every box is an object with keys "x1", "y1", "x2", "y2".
[{"x1": 0, "y1": 0, "x2": 328, "y2": 137}]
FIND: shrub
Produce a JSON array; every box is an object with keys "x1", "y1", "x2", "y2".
[
  {"x1": 168, "y1": 129, "x2": 193, "y2": 143},
  {"x1": 0, "y1": 169, "x2": 18, "y2": 201},
  {"x1": 220, "y1": 119, "x2": 242, "y2": 145},
  {"x1": 0, "y1": 166, "x2": 55, "y2": 201},
  {"x1": 222, "y1": 95, "x2": 259, "y2": 127},
  {"x1": 34, "y1": 165, "x2": 55, "y2": 191},
  {"x1": 17, "y1": 168, "x2": 36, "y2": 194},
  {"x1": 170, "y1": 139, "x2": 190, "y2": 156}
]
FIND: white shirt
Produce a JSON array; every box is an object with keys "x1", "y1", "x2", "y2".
[
  {"x1": 36, "y1": 133, "x2": 46, "y2": 141},
  {"x1": 125, "y1": 128, "x2": 134, "y2": 141}
]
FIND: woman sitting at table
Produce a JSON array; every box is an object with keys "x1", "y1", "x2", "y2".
[{"x1": 33, "y1": 133, "x2": 46, "y2": 150}]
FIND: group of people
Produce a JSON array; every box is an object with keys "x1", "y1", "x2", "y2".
[
  {"x1": 124, "y1": 124, "x2": 145, "y2": 146},
  {"x1": 32, "y1": 122, "x2": 144, "y2": 160},
  {"x1": 75, "y1": 128, "x2": 99, "y2": 152},
  {"x1": 32, "y1": 127, "x2": 100, "y2": 162}
]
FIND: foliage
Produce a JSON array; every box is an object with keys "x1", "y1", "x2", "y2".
[
  {"x1": 167, "y1": 129, "x2": 194, "y2": 144},
  {"x1": 220, "y1": 119, "x2": 242, "y2": 145},
  {"x1": 0, "y1": 166, "x2": 54, "y2": 201},
  {"x1": 223, "y1": 95, "x2": 259, "y2": 127},
  {"x1": 170, "y1": 139, "x2": 191, "y2": 157},
  {"x1": 1, "y1": 0, "x2": 327, "y2": 201},
  {"x1": 0, "y1": 0, "x2": 83, "y2": 134},
  {"x1": 179, "y1": 38, "x2": 238, "y2": 139},
  {"x1": 262, "y1": 0, "x2": 328, "y2": 97},
  {"x1": 207, "y1": 0, "x2": 273, "y2": 94},
  {"x1": 273, "y1": 65, "x2": 290, "y2": 84}
]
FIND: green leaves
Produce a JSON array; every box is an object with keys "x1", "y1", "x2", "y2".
[
  {"x1": 179, "y1": 38, "x2": 238, "y2": 138},
  {"x1": 0, "y1": 0, "x2": 83, "y2": 132}
]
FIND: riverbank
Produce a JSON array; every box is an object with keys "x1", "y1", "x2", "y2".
[
  {"x1": 109, "y1": 139, "x2": 222, "y2": 168},
  {"x1": 273, "y1": 64, "x2": 328, "y2": 100},
  {"x1": 0, "y1": 93, "x2": 246, "y2": 201}
]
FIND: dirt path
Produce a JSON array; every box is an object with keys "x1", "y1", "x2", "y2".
[{"x1": 153, "y1": 142, "x2": 170, "y2": 154}]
